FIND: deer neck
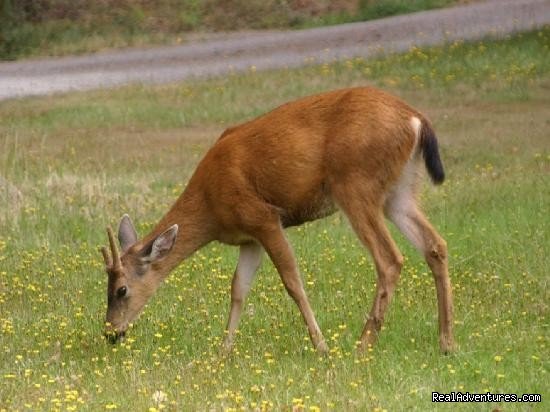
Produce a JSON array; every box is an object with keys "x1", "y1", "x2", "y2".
[{"x1": 141, "y1": 187, "x2": 213, "y2": 279}]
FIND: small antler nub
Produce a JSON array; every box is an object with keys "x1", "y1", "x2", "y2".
[
  {"x1": 100, "y1": 246, "x2": 112, "y2": 267},
  {"x1": 106, "y1": 226, "x2": 121, "y2": 269}
]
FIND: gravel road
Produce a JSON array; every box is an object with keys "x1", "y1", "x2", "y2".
[{"x1": 0, "y1": 0, "x2": 548, "y2": 101}]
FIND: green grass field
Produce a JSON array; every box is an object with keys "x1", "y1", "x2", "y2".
[{"x1": 0, "y1": 30, "x2": 549, "y2": 411}]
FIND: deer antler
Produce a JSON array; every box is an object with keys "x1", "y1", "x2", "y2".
[
  {"x1": 102, "y1": 226, "x2": 122, "y2": 269},
  {"x1": 100, "y1": 245, "x2": 112, "y2": 267}
]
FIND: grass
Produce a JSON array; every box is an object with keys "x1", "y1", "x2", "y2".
[
  {"x1": 300, "y1": 0, "x2": 456, "y2": 28},
  {"x1": 0, "y1": 0, "x2": 457, "y2": 60},
  {"x1": 0, "y1": 30, "x2": 549, "y2": 410}
]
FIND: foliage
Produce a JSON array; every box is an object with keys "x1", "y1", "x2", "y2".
[
  {"x1": 0, "y1": 0, "x2": 456, "y2": 60},
  {"x1": 303, "y1": 0, "x2": 455, "y2": 27}
]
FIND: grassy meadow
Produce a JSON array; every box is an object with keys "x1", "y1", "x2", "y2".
[{"x1": 0, "y1": 30, "x2": 549, "y2": 410}]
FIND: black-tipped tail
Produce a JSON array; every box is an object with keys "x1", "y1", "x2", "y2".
[{"x1": 420, "y1": 120, "x2": 445, "y2": 185}]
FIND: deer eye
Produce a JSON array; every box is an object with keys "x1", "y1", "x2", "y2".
[{"x1": 117, "y1": 286, "x2": 127, "y2": 298}]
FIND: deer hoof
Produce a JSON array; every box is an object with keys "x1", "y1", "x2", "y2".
[
  {"x1": 220, "y1": 338, "x2": 234, "y2": 357},
  {"x1": 316, "y1": 340, "x2": 329, "y2": 355},
  {"x1": 440, "y1": 335, "x2": 456, "y2": 355}
]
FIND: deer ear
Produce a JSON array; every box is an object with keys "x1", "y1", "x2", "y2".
[
  {"x1": 145, "y1": 224, "x2": 178, "y2": 262},
  {"x1": 118, "y1": 214, "x2": 138, "y2": 252}
]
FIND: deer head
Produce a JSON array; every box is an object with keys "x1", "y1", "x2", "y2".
[{"x1": 101, "y1": 215, "x2": 178, "y2": 343}]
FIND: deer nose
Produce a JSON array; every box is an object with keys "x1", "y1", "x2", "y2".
[
  {"x1": 104, "y1": 329, "x2": 126, "y2": 344},
  {"x1": 104, "y1": 322, "x2": 126, "y2": 344}
]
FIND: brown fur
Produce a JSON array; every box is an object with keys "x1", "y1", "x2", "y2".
[{"x1": 101, "y1": 86, "x2": 455, "y2": 354}]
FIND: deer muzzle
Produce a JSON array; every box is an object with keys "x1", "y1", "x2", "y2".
[{"x1": 104, "y1": 323, "x2": 126, "y2": 344}]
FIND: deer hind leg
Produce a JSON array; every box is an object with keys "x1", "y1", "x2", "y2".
[
  {"x1": 334, "y1": 186, "x2": 404, "y2": 352},
  {"x1": 356, "y1": 212, "x2": 404, "y2": 352},
  {"x1": 222, "y1": 242, "x2": 263, "y2": 353},
  {"x1": 256, "y1": 223, "x2": 328, "y2": 354},
  {"x1": 386, "y1": 187, "x2": 455, "y2": 353}
]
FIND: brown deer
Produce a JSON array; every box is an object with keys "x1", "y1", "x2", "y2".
[{"x1": 101, "y1": 87, "x2": 455, "y2": 354}]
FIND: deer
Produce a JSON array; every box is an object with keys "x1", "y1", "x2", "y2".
[{"x1": 101, "y1": 86, "x2": 455, "y2": 355}]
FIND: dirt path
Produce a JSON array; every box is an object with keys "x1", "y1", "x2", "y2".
[{"x1": 0, "y1": 0, "x2": 548, "y2": 101}]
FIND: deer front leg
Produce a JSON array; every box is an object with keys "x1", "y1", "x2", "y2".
[
  {"x1": 222, "y1": 242, "x2": 263, "y2": 354},
  {"x1": 258, "y1": 225, "x2": 328, "y2": 355}
]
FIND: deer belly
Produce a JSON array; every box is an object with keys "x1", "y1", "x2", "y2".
[
  {"x1": 281, "y1": 194, "x2": 336, "y2": 228},
  {"x1": 217, "y1": 230, "x2": 257, "y2": 246}
]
